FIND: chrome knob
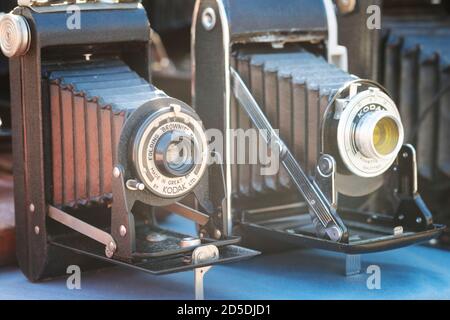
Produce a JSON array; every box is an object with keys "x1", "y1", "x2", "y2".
[{"x1": 0, "y1": 13, "x2": 30, "y2": 58}]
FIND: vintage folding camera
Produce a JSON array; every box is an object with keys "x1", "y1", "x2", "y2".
[
  {"x1": 0, "y1": 0, "x2": 257, "y2": 298},
  {"x1": 192, "y1": 0, "x2": 445, "y2": 274},
  {"x1": 338, "y1": 0, "x2": 450, "y2": 247}
]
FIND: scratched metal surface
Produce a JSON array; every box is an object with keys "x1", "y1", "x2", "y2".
[{"x1": 0, "y1": 214, "x2": 449, "y2": 300}]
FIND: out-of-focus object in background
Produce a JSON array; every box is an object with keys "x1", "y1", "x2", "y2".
[
  {"x1": 146, "y1": 0, "x2": 196, "y2": 104},
  {"x1": 0, "y1": 159, "x2": 14, "y2": 266},
  {"x1": 0, "y1": 117, "x2": 13, "y2": 267}
]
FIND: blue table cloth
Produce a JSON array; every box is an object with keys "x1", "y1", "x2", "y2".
[{"x1": 1, "y1": 215, "x2": 449, "y2": 300}]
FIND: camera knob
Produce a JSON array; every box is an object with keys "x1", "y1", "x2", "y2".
[{"x1": 0, "y1": 13, "x2": 30, "y2": 58}]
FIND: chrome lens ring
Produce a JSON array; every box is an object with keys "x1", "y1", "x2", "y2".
[
  {"x1": 133, "y1": 105, "x2": 209, "y2": 198},
  {"x1": 337, "y1": 88, "x2": 404, "y2": 178},
  {"x1": 355, "y1": 111, "x2": 402, "y2": 160}
]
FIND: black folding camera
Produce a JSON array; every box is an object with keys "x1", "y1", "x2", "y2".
[
  {"x1": 0, "y1": 0, "x2": 257, "y2": 298},
  {"x1": 338, "y1": 0, "x2": 450, "y2": 246},
  {"x1": 192, "y1": 0, "x2": 445, "y2": 274}
]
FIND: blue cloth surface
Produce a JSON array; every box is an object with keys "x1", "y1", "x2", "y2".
[{"x1": 1, "y1": 215, "x2": 450, "y2": 300}]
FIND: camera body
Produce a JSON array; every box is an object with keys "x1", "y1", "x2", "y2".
[
  {"x1": 2, "y1": 0, "x2": 256, "y2": 286},
  {"x1": 192, "y1": 0, "x2": 443, "y2": 267},
  {"x1": 338, "y1": 0, "x2": 450, "y2": 246}
]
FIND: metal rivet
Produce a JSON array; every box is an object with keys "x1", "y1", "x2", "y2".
[
  {"x1": 393, "y1": 226, "x2": 404, "y2": 236},
  {"x1": 336, "y1": 0, "x2": 356, "y2": 14},
  {"x1": 105, "y1": 241, "x2": 116, "y2": 258},
  {"x1": 29, "y1": 203, "x2": 35, "y2": 213},
  {"x1": 201, "y1": 7, "x2": 216, "y2": 31},
  {"x1": 108, "y1": 242, "x2": 116, "y2": 251},
  {"x1": 119, "y1": 225, "x2": 127, "y2": 237},
  {"x1": 318, "y1": 156, "x2": 333, "y2": 175},
  {"x1": 416, "y1": 217, "x2": 423, "y2": 224},
  {"x1": 214, "y1": 229, "x2": 222, "y2": 240},
  {"x1": 403, "y1": 152, "x2": 408, "y2": 158},
  {"x1": 326, "y1": 226, "x2": 342, "y2": 242},
  {"x1": 34, "y1": 226, "x2": 40, "y2": 235},
  {"x1": 113, "y1": 167, "x2": 121, "y2": 178}
]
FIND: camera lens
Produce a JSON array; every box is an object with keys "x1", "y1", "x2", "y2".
[
  {"x1": 373, "y1": 117, "x2": 400, "y2": 157},
  {"x1": 155, "y1": 132, "x2": 195, "y2": 177},
  {"x1": 131, "y1": 103, "x2": 209, "y2": 199},
  {"x1": 355, "y1": 111, "x2": 402, "y2": 160},
  {"x1": 336, "y1": 88, "x2": 404, "y2": 179}
]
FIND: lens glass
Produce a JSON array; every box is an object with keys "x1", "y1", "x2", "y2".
[
  {"x1": 165, "y1": 136, "x2": 195, "y2": 174},
  {"x1": 372, "y1": 117, "x2": 399, "y2": 156}
]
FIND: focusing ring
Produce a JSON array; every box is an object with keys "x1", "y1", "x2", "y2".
[{"x1": 336, "y1": 88, "x2": 404, "y2": 178}]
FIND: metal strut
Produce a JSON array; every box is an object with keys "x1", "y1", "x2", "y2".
[
  {"x1": 48, "y1": 205, "x2": 117, "y2": 258},
  {"x1": 230, "y1": 67, "x2": 345, "y2": 242},
  {"x1": 192, "y1": 245, "x2": 219, "y2": 300}
]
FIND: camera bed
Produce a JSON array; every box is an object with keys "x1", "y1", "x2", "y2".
[
  {"x1": 49, "y1": 224, "x2": 256, "y2": 275},
  {"x1": 239, "y1": 209, "x2": 445, "y2": 254}
]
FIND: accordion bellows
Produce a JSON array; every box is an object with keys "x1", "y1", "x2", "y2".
[
  {"x1": 381, "y1": 17, "x2": 450, "y2": 180},
  {"x1": 230, "y1": 50, "x2": 356, "y2": 198},
  {"x1": 44, "y1": 59, "x2": 163, "y2": 207}
]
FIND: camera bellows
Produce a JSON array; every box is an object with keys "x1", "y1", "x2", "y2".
[
  {"x1": 44, "y1": 59, "x2": 164, "y2": 207},
  {"x1": 231, "y1": 50, "x2": 356, "y2": 198},
  {"x1": 381, "y1": 18, "x2": 450, "y2": 180}
]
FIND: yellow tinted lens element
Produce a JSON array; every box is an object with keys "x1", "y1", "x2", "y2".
[{"x1": 372, "y1": 117, "x2": 399, "y2": 156}]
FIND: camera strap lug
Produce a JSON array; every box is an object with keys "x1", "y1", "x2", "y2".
[
  {"x1": 192, "y1": 245, "x2": 219, "y2": 300},
  {"x1": 230, "y1": 67, "x2": 348, "y2": 242}
]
